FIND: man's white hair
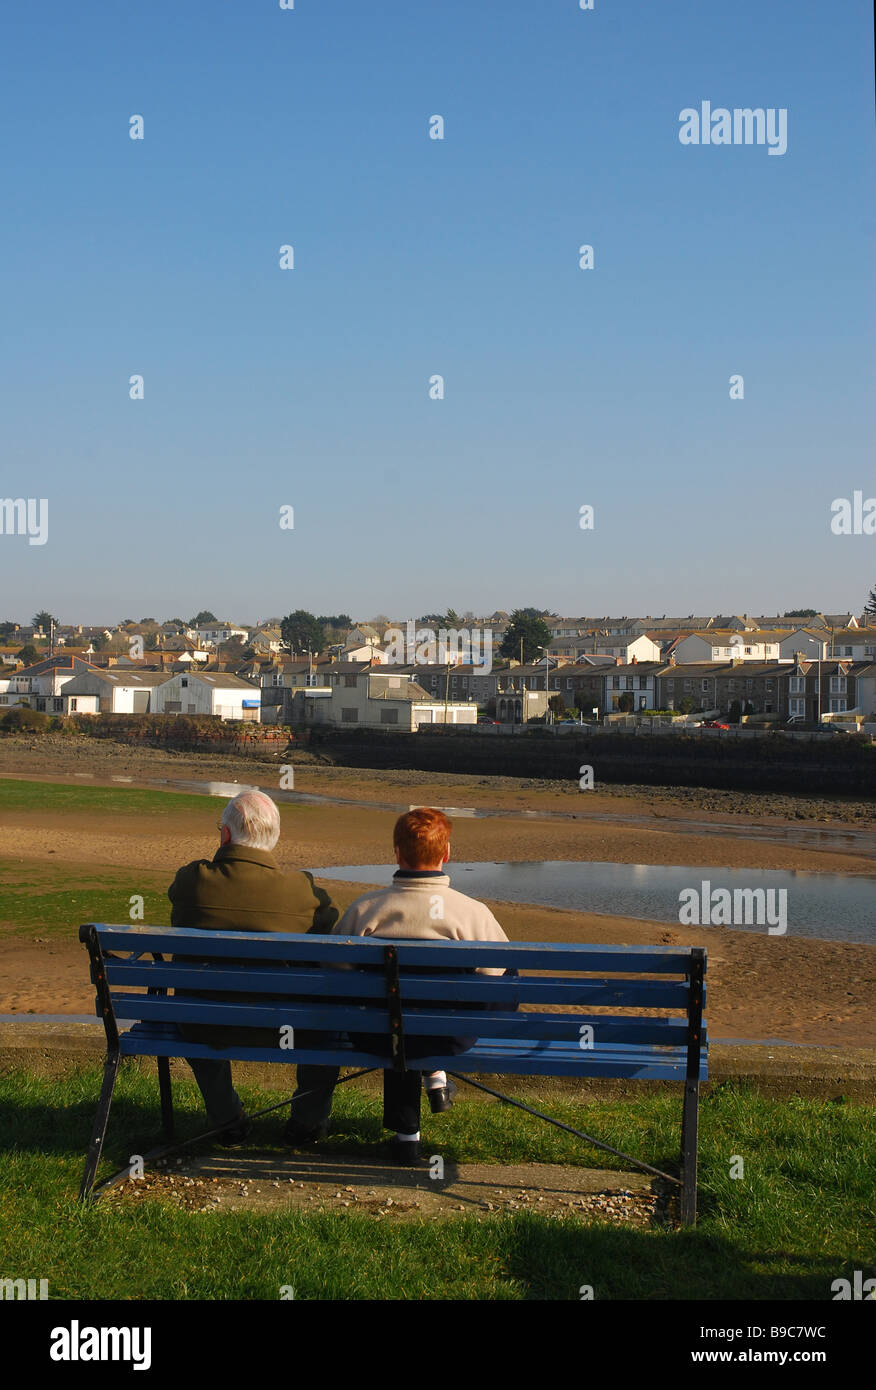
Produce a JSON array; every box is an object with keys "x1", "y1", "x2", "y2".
[{"x1": 220, "y1": 790, "x2": 281, "y2": 850}]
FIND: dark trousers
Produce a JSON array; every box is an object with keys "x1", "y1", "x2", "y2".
[
  {"x1": 187, "y1": 1058, "x2": 244, "y2": 1129},
  {"x1": 186, "y1": 1030, "x2": 342, "y2": 1132}
]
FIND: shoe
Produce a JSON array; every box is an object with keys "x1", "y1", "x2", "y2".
[
  {"x1": 388, "y1": 1137, "x2": 426, "y2": 1166},
  {"x1": 282, "y1": 1119, "x2": 329, "y2": 1147},
  {"x1": 216, "y1": 1116, "x2": 252, "y2": 1147},
  {"x1": 427, "y1": 1080, "x2": 458, "y2": 1114}
]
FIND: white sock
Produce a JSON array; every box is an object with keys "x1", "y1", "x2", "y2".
[
  {"x1": 424, "y1": 1071, "x2": 447, "y2": 1091},
  {"x1": 395, "y1": 1131, "x2": 420, "y2": 1143}
]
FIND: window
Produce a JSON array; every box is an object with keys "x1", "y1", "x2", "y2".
[
  {"x1": 744, "y1": 647, "x2": 753, "y2": 655},
  {"x1": 701, "y1": 680, "x2": 710, "y2": 692},
  {"x1": 380, "y1": 709, "x2": 398, "y2": 724},
  {"x1": 789, "y1": 676, "x2": 804, "y2": 693},
  {"x1": 745, "y1": 679, "x2": 753, "y2": 691},
  {"x1": 566, "y1": 678, "x2": 573, "y2": 690},
  {"x1": 341, "y1": 707, "x2": 358, "y2": 722},
  {"x1": 345, "y1": 675, "x2": 357, "y2": 688},
  {"x1": 181, "y1": 678, "x2": 188, "y2": 688},
  {"x1": 830, "y1": 676, "x2": 847, "y2": 693},
  {"x1": 789, "y1": 698, "x2": 805, "y2": 716},
  {"x1": 828, "y1": 698, "x2": 847, "y2": 713}
]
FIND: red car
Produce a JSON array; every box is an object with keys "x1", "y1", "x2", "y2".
[{"x1": 702, "y1": 720, "x2": 730, "y2": 730}]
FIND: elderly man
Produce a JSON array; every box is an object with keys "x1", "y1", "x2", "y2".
[{"x1": 168, "y1": 789, "x2": 338, "y2": 1143}]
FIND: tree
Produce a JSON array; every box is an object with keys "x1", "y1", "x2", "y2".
[
  {"x1": 190, "y1": 611, "x2": 218, "y2": 626},
  {"x1": 728, "y1": 699, "x2": 742, "y2": 724},
  {"x1": 317, "y1": 614, "x2": 352, "y2": 629},
  {"x1": 90, "y1": 634, "x2": 109, "y2": 651},
  {"x1": 498, "y1": 610, "x2": 554, "y2": 665},
  {"x1": 165, "y1": 617, "x2": 186, "y2": 628},
  {"x1": 783, "y1": 608, "x2": 818, "y2": 618},
  {"x1": 17, "y1": 644, "x2": 38, "y2": 665},
  {"x1": 864, "y1": 586, "x2": 876, "y2": 621},
  {"x1": 280, "y1": 610, "x2": 326, "y2": 656},
  {"x1": 32, "y1": 610, "x2": 58, "y2": 632},
  {"x1": 0, "y1": 621, "x2": 17, "y2": 640},
  {"x1": 617, "y1": 692, "x2": 635, "y2": 713}
]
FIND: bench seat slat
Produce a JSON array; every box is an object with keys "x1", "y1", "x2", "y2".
[{"x1": 118, "y1": 1022, "x2": 705, "y2": 1080}]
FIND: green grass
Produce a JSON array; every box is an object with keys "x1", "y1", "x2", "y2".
[
  {"x1": 0, "y1": 778, "x2": 227, "y2": 818},
  {"x1": 0, "y1": 1067, "x2": 872, "y2": 1300},
  {"x1": 0, "y1": 861, "x2": 172, "y2": 939}
]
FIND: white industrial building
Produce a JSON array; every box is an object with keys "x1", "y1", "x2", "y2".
[{"x1": 152, "y1": 672, "x2": 261, "y2": 721}]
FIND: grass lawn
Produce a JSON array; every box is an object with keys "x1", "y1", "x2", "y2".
[
  {"x1": 0, "y1": 1067, "x2": 872, "y2": 1300},
  {"x1": 0, "y1": 778, "x2": 223, "y2": 819}
]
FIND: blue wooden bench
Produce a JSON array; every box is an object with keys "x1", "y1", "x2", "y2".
[{"x1": 78, "y1": 924, "x2": 707, "y2": 1223}]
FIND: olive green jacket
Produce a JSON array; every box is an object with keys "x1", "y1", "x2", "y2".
[{"x1": 168, "y1": 842, "x2": 338, "y2": 1046}]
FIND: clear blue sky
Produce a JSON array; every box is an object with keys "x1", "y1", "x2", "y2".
[{"x1": 1, "y1": 0, "x2": 873, "y2": 625}]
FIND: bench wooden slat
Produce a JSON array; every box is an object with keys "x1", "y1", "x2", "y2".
[
  {"x1": 103, "y1": 959, "x2": 700, "y2": 1009},
  {"x1": 118, "y1": 1021, "x2": 699, "y2": 1079},
  {"x1": 112, "y1": 995, "x2": 702, "y2": 1045},
  {"x1": 90, "y1": 925, "x2": 701, "y2": 974}
]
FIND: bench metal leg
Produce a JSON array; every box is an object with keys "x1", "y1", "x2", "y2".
[
  {"x1": 157, "y1": 1056, "x2": 175, "y2": 1139},
  {"x1": 79, "y1": 1045, "x2": 121, "y2": 1203},
  {"x1": 680, "y1": 1079, "x2": 699, "y2": 1227}
]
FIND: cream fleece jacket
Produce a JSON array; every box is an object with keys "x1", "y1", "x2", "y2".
[{"x1": 333, "y1": 873, "x2": 509, "y2": 975}]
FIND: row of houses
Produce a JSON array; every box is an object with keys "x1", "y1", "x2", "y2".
[{"x1": 252, "y1": 654, "x2": 876, "y2": 723}]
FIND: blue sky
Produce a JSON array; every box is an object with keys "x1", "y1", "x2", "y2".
[{"x1": 1, "y1": 0, "x2": 873, "y2": 625}]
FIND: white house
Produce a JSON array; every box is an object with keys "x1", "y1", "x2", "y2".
[
  {"x1": 0, "y1": 656, "x2": 97, "y2": 712},
  {"x1": 672, "y1": 631, "x2": 788, "y2": 664},
  {"x1": 601, "y1": 663, "x2": 664, "y2": 712},
  {"x1": 59, "y1": 669, "x2": 171, "y2": 715},
  {"x1": 152, "y1": 672, "x2": 261, "y2": 721},
  {"x1": 551, "y1": 633, "x2": 660, "y2": 663},
  {"x1": 192, "y1": 624, "x2": 249, "y2": 649}
]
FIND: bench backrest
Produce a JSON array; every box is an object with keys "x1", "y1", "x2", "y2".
[{"x1": 81, "y1": 924, "x2": 707, "y2": 1066}]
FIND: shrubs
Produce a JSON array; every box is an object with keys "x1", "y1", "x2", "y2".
[{"x1": 0, "y1": 706, "x2": 49, "y2": 732}]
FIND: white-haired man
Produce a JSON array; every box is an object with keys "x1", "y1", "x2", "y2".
[{"x1": 168, "y1": 789, "x2": 338, "y2": 1142}]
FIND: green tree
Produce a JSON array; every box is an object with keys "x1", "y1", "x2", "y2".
[
  {"x1": 498, "y1": 610, "x2": 553, "y2": 665},
  {"x1": 17, "y1": 644, "x2": 38, "y2": 665},
  {"x1": 190, "y1": 611, "x2": 218, "y2": 626},
  {"x1": 0, "y1": 621, "x2": 17, "y2": 641},
  {"x1": 617, "y1": 691, "x2": 635, "y2": 713},
  {"x1": 317, "y1": 614, "x2": 352, "y2": 629},
  {"x1": 32, "y1": 610, "x2": 58, "y2": 632},
  {"x1": 783, "y1": 608, "x2": 818, "y2": 618},
  {"x1": 280, "y1": 610, "x2": 326, "y2": 656},
  {"x1": 864, "y1": 587, "x2": 876, "y2": 621}
]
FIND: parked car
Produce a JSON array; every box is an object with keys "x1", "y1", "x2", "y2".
[{"x1": 702, "y1": 720, "x2": 730, "y2": 730}]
